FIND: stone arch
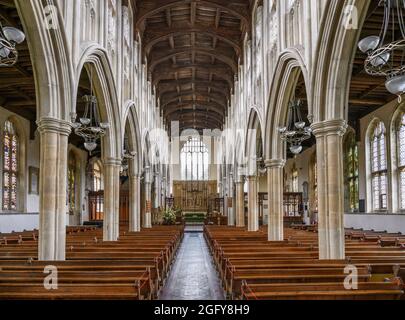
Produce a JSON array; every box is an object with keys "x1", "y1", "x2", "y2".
[
  {"x1": 122, "y1": 101, "x2": 142, "y2": 176},
  {"x1": 15, "y1": 0, "x2": 74, "y2": 121},
  {"x1": 75, "y1": 44, "x2": 122, "y2": 160},
  {"x1": 311, "y1": 0, "x2": 371, "y2": 122},
  {"x1": 245, "y1": 108, "x2": 264, "y2": 175},
  {"x1": 264, "y1": 48, "x2": 310, "y2": 161}
]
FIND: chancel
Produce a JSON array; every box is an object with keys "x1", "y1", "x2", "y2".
[{"x1": 0, "y1": 0, "x2": 405, "y2": 301}]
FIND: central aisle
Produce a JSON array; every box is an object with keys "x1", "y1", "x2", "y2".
[{"x1": 159, "y1": 232, "x2": 225, "y2": 300}]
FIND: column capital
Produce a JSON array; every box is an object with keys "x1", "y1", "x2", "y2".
[
  {"x1": 265, "y1": 159, "x2": 286, "y2": 169},
  {"x1": 37, "y1": 117, "x2": 71, "y2": 136},
  {"x1": 310, "y1": 119, "x2": 347, "y2": 138}
]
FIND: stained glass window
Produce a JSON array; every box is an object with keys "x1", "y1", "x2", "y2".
[
  {"x1": 92, "y1": 162, "x2": 103, "y2": 217},
  {"x1": 181, "y1": 137, "x2": 209, "y2": 181},
  {"x1": 370, "y1": 121, "x2": 388, "y2": 211},
  {"x1": 3, "y1": 120, "x2": 18, "y2": 211},
  {"x1": 397, "y1": 113, "x2": 405, "y2": 210},
  {"x1": 344, "y1": 132, "x2": 359, "y2": 212},
  {"x1": 93, "y1": 162, "x2": 102, "y2": 192},
  {"x1": 291, "y1": 165, "x2": 299, "y2": 192},
  {"x1": 67, "y1": 152, "x2": 76, "y2": 213},
  {"x1": 311, "y1": 153, "x2": 318, "y2": 213},
  {"x1": 314, "y1": 160, "x2": 318, "y2": 213}
]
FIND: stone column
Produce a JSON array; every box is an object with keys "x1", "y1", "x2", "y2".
[
  {"x1": 129, "y1": 174, "x2": 141, "y2": 232},
  {"x1": 223, "y1": 177, "x2": 228, "y2": 217},
  {"x1": 311, "y1": 120, "x2": 347, "y2": 260},
  {"x1": 235, "y1": 176, "x2": 245, "y2": 227},
  {"x1": 144, "y1": 167, "x2": 152, "y2": 228},
  {"x1": 247, "y1": 175, "x2": 259, "y2": 232},
  {"x1": 266, "y1": 159, "x2": 286, "y2": 241},
  {"x1": 227, "y1": 173, "x2": 235, "y2": 226},
  {"x1": 37, "y1": 118, "x2": 71, "y2": 261},
  {"x1": 103, "y1": 158, "x2": 121, "y2": 241}
]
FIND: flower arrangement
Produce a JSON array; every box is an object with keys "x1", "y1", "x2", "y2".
[{"x1": 162, "y1": 208, "x2": 177, "y2": 225}]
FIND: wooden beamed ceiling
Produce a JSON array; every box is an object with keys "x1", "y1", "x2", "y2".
[
  {"x1": 348, "y1": 3, "x2": 400, "y2": 122},
  {"x1": 135, "y1": 0, "x2": 251, "y2": 132},
  {"x1": 0, "y1": 0, "x2": 37, "y2": 138}
]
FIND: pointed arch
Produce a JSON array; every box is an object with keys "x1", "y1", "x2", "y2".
[
  {"x1": 311, "y1": 0, "x2": 370, "y2": 122},
  {"x1": 75, "y1": 44, "x2": 122, "y2": 160},
  {"x1": 123, "y1": 101, "x2": 143, "y2": 176},
  {"x1": 264, "y1": 48, "x2": 310, "y2": 161},
  {"x1": 15, "y1": 0, "x2": 74, "y2": 121}
]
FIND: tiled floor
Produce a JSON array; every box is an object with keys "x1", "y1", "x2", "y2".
[{"x1": 159, "y1": 232, "x2": 225, "y2": 300}]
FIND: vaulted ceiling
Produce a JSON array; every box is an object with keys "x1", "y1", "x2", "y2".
[{"x1": 134, "y1": 0, "x2": 253, "y2": 133}]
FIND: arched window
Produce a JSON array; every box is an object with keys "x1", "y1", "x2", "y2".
[
  {"x1": 396, "y1": 113, "x2": 405, "y2": 210},
  {"x1": 2, "y1": 120, "x2": 19, "y2": 211},
  {"x1": 89, "y1": 161, "x2": 103, "y2": 221},
  {"x1": 370, "y1": 121, "x2": 388, "y2": 211},
  {"x1": 291, "y1": 164, "x2": 299, "y2": 192},
  {"x1": 313, "y1": 160, "x2": 318, "y2": 213},
  {"x1": 310, "y1": 153, "x2": 318, "y2": 214},
  {"x1": 344, "y1": 131, "x2": 359, "y2": 212},
  {"x1": 67, "y1": 152, "x2": 77, "y2": 213},
  {"x1": 180, "y1": 137, "x2": 209, "y2": 181},
  {"x1": 93, "y1": 162, "x2": 103, "y2": 191}
]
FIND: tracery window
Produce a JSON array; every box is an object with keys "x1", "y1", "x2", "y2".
[
  {"x1": 180, "y1": 137, "x2": 209, "y2": 181},
  {"x1": 93, "y1": 162, "x2": 102, "y2": 191},
  {"x1": 291, "y1": 165, "x2": 299, "y2": 192},
  {"x1": 344, "y1": 132, "x2": 359, "y2": 212},
  {"x1": 396, "y1": 113, "x2": 405, "y2": 210},
  {"x1": 370, "y1": 121, "x2": 388, "y2": 211},
  {"x1": 2, "y1": 120, "x2": 18, "y2": 211},
  {"x1": 310, "y1": 153, "x2": 318, "y2": 213},
  {"x1": 67, "y1": 152, "x2": 77, "y2": 213}
]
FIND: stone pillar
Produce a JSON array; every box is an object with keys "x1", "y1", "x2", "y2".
[
  {"x1": 247, "y1": 175, "x2": 259, "y2": 232},
  {"x1": 144, "y1": 167, "x2": 152, "y2": 228},
  {"x1": 103, "y1": 158, "x2": 121, "y2": 241},
  {"x1": 266, "y1": 159, "x2": 285, "y2": 241},
  {"x1": 311, "y1": 120, "x2": 347, "y2": 260},
  {"x1": 37, "y1": 118, "x2": 71, "y2": 261},
  {"x1": 129, "y1": 174, "x2": 141, "y2": 232},
  {"x1": 223, "y1": 177, "x2": 228, "y2": 217},
  {"x1": 227, "y1": 173, "x2": 235, "y2": 226},
  {"x1": 235, "y1": 176, "x2": 245, "y2": 227}
]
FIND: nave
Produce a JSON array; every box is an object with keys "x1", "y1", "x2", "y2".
[
  {"x1": 1, "y1": 0, "x2": 405, "y2": 302},
  {"x1": 1, "y1": 224, "x2": 405, "y2": 300}
]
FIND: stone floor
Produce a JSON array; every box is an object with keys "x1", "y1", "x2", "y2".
[{"x1": 159, "y1": 232, "x2": 225, "y2": 300}]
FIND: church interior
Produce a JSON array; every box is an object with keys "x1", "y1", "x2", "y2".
[{"x1": 0, "y1": 0, "x2": 405, "y2": 301}]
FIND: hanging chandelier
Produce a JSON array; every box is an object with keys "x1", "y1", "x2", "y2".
[
  {"x1": 358, "y1": 0, "x2": 405, "y2": 101},
  {"x1": 278, "y1": 99, "x2": 312, "y2": 155},
  {"x1": 71, "y1": 69, "x2": 109, "y2": 153},
  {"x1": 120, "y1": 137, "x2": 137, "y2": 176},
  {"x1": 0, "y1": 22, "x2": 25, "y2": 67}
]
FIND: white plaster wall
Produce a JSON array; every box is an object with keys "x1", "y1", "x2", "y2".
[
  {"x1": 345, "y1": 213, "x2": 405, "y2": 234},
  {"x1": 0, "y1": 214, "x2": 38, "y2": 233}
]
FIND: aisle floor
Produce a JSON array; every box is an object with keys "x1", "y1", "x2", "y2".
[{"x1": 159, "y1": 232, "x2": 225, "y2": 300}]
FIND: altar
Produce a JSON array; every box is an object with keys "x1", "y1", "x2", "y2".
[{"x1": 172, "y1": 181, "x2": 218, "y2": 213}]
